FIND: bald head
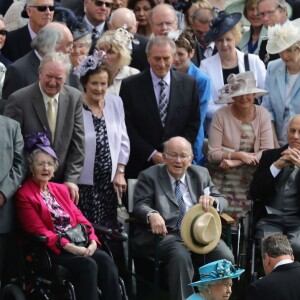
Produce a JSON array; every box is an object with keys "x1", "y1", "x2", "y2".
[
  {"x1": 108, "y1": 7, "x2": 137, "y2": 34},
  {"x1": 287, "y1": 115, "x2": 300, "y2": 150}
]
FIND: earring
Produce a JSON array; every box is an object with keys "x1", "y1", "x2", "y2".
[{"x1": 208, "y1": 289, "x2": 212, "y2": 295}]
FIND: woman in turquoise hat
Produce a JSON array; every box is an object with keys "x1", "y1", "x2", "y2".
[{"x1": 187, "y1": 259, "x2": 244, "y2": 300}]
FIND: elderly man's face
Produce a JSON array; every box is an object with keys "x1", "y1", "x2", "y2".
[
  {"x1": 39, "y1": 60, "x2": 67, "y2": 97},
  {"x1": 84, "y1": 0, "x2": 112, "y2": 26},
  {"x1": 0, "y1": 20, "x2": 7, "y2": 50},
  {"x1": 26, "y1": 0, "x2": 54, "y2": 31},
  {"x1": 288, "y1": 116, "x2": 300, "y2": 150},
  {"x1": 191, "y1": 19, "x2": 210, "y2": 47},
  {"x1": 150, "y1": 7, "x2": 177, "y2": 36},
  {"x1": 163, "y1": 138, "x2": 193, "y2": 180},
  {"x1": 258, "y1": 0, "x2": 287, "y2": 27}
]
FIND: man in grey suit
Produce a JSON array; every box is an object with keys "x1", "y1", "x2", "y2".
[
  {"x1": 4, "y1": 52, "x2": 84, "y2": 204},
  {"x1": 133, "y1": 136, "x2": 234, "y2": 300},
  {"x1": 0, "y1": 115, "x2": 26, "y2": 284}
]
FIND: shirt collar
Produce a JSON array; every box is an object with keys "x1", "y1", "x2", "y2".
[
  {"x1": 27, "y1": 22, "x2": 37, "y2": 40},
  {"x1": 150, "y1": 69, "x2": 171, "y2": 87},
  {"x1": 166, "y1": 169, "x2": 186, "y2": 187},
  {"x1": 274, "y1": 259, "x2": 294, "y2": 269},
  {"x1": 39, "y1": 82, "x2": 59, "y2": 104}
]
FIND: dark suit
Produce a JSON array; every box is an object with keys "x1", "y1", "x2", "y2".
[
  {"x1": 0, "y1": 53, "x2": 12, "y2": 67},
  {"x1": 133, "y1": 164, "x2": 234, "y2": 300},
  {"x1": 259, "y1": 39, "x2": 280, "y2": 67},
  {"x1": 250, "y1": 146, "x2": 300, "y2": 254},
  {"x1": 247, "y1": 261, "x2": 300, "y2": 300},
  {"x1": 130, "y1": 34, "x2": 149, "y2": 71},
  {"x1": 2, "y1": 50, "x2": 81, "y2": 100},
  {"x1": 4, "y1": 82, "x2": 85, "y2": 184},
  {"x1": 191, "y1": 38, "x2": 218, "y2": 67},
  {"x1": 0, "y1": 116, "x2": 26, "y2": 282},
  {"x1": 1, "y1": 25, "x2": 32, "y2": 62},
  {"x1": 120, "y1": 69, "x2": 200, "y2": 178}
]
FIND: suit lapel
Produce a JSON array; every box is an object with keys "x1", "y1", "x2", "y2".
[
  {"x1": 276, "y1": 63, "x2": 286, "y2": 108},
  {"x1": 158, "y1": 166, "x2": 178, "y2": 206},
  {"x1": 55, "y1": 87, "x2": 69, "y2": 146},
  {"x1": 186, "y1": 170, "x2": 198, "y2": 204}
]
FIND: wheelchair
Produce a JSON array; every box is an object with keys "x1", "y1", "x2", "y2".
[{"x1": 1, "y1": 225, "x2": 128, "y2": 300}]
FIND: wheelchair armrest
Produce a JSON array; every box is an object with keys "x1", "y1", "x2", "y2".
[
  {"x1": 125, "y1": 216, "x2": 148, "y2": 226},
  {"x1": 220, "y1": 213, "x2": 235, "y2": 225},
  {"x1": 92, "y1": 223, "x2": 113, "y2": 236},
  {"x1": 22, "y1": 231, "x2": 48, "y2": 244},
  {"x1": 92, "y1": 223, "x2": 128, "y2": 242}
]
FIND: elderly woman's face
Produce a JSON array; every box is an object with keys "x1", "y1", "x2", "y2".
[
  {"x1": 30, "y1": 152, "x2": 56, "y2": 184},
  {"x1": 215, "y1": 30, "x2": 236, "y2": 56},
  {"x1": 0, "y1": 20, "x2": 7, "y2": 50},
  {"x1": 208, "y1": 278, "x2": 233, "y2": 300},
  {"x1": 98, "y1": 43, "x2": 120, "y2": 69},
  {"x1": 232, "y1": 93, "x2": 255, "y2": 108},
  {"x1": 279, "y1": 46, "x2": 300, "y2": 69},
  {"x1": 70, "y1": 38, "x2": 91, "y2": 67},
  {"x1": 85, "y1": 70, "x2": 109, "y2": 102}
]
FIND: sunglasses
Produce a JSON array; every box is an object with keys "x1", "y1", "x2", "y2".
[
  {"x1": 0, "y1": 29, "x2": 8, "y2": 36},
  {"x1": 93, "y1": 0, "x2": 112, "y2": 8},
  {"x1": 29, "y1": 5, "x2": 55, "y2": 12}
]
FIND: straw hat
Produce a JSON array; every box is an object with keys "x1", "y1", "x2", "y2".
[
  {"x1": 217, "y1": 71, "x2": 268, "y2": 104},
  {"x1": 181, "y1": 204, "x2": 221, "y2": 254},
  {"x1": 190, "y1": 259, "x2": 245, "y2": 286},
  {"x1": 266, "y1": 19, "x2": 300, "y2": 54}
]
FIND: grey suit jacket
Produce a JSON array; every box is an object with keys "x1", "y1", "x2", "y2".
[
  {"x1": 4, "y1": 82, "x2": 85, "y2": 184},
  {"x1": 133, "y1": 164, "x2": 228, "y2": 255},
  {"x1": 0, "y1": 116, "x2": 26, "y2": 233}
]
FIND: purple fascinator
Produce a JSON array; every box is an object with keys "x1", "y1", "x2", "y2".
[
  {"x1": 73, "y1": 50, "x2": 107, "y2": 77},
  {"x1": 24, "y1": 132, "x2": 58, "y2": 161}
]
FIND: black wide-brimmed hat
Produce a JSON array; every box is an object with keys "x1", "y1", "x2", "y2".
[{"x1": 204, "y1": 11, "x2": 242, "y2": 43}]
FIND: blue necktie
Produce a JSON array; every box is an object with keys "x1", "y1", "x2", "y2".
[
  {"x1": 175, "y1": 180, "x2": 186, "y2": 238},
  {"x1": 159, "y1": 80, "x2": 168, "y2": 126}
]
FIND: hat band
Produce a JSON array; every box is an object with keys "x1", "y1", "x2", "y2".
[{"x1": 190, "y1": 213, "x2": 206, "y2": 246}]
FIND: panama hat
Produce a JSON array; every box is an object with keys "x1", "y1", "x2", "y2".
[
  {"x1": 190, "y1": 259, "x2": 245, "y2": 286},
  {"x1": 266, "y1": 19, "x2": 300, "y2": 54},
  {"x1": 204, "y1": 11, "x2": 242, "y2": 43},
  {"x1": 181, "y1": 204, "x2": 221, "y2": 254},
  {"x1": 217, "y1": 71, "x2": 268, "y2": 104}
]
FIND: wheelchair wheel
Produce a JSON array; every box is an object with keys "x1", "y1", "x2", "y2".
[{"x1": 0, "y1": 284, "x2": 25, "y2": 300}]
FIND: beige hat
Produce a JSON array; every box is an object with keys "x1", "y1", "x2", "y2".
[
  {"x1": 266, "y1": 19, "x2": 300, "y2": 54},
  {"x1": 217, "y1": 71, "x2": 268, "y2": 104},
  {"x1": 181, "y1": 204, "x2": 221, "y2": 254}
]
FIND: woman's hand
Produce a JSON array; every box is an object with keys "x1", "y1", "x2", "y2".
[
  {"x1": 219, "y1": 159, "x2": 242, "y2": 169},
  {"x1": 236, "y1": 152, "x2": 259, "y2": 165},
  {"x1": 84, "y1": 240, "x2": 97, "y2": 257},
  {"x1": 113, "y1": 173, "x2": 127, "y2": 198},
  {"x1": 63, "y1": 243, "x2": 87, "y2": 256}
]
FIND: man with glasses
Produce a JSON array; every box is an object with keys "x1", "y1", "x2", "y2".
[
  {"x1": 2, "y1": 0, "x2": 54, "y2": 62},
  {"x1": 257, "y1": 0, "x2": 288, "y2": 65},
  {"x1": 133, "y1": 136, "x2": 234, "y2": 300},
  {"x1": 83, "y1": 0, "x2": 113, "y2": 51}
]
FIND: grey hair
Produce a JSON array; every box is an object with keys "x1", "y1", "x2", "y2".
[
  {"x1": 192, "y1": 7, "x2": 213, "y2": 23},
  {"x1": 39, "y1": 52, "x2": 72, "y2": 75},
  {"x1": 0, "y1": 15, "x2": 4, "y2": 21},
  {"x1": 27, "y1": 148, "x2": 59, "y2": 171},
  {"x1": 31, "y1": 26, "x2": 63, "y2": 54},
  {"x1": 261, "y1": 233, "x2": 293, "y2": 258},
  {"x1": 75, "y1": 33, "x2": 93, "y2": 49},
  {"x1": 146, "y1": 35, "x2": 176, "y2": 56},
  {"x1": 257, "y1": 0, "x2": 286, "y2": 9}
]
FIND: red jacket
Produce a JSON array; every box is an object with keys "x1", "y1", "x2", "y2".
[{"x1": 16, "y1": 178, "x2": 100, "y2": 254}]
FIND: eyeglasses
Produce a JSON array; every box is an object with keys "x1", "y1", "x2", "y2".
[
  {"x1": 29, "y1": 5, "x2": 55, "y2": 12},
  {"x1": 153, "y1": 21, "x2": 176, "y2": 28},
  {"x1": 0, "y1": 29, "x2": 8, "y2": 36},
  {"x1": 93, "y1": 0, "x2": 112, "y2": 8},
  {"x1": 34, "y1": 161, "x2": 56, "y2": 168},
  {"x1": 165, "y1": 153, "x2": 191, "y2": 161},
  {"x1": 258, "y1": 6, "x2": 279, "y2": 18}
]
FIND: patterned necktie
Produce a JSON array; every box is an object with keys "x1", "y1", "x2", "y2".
[
  {"x1": 175, "y1": 180, "x2": 186, "y2": 238},
  {"x1": 159, "y1": 80, "x2": 168, "y2": 126},
  {"x1": 47, "y1": 98, "x2": 56, "y2": 143}
]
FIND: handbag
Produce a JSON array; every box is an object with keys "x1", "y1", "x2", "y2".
[{"x1": 58, "y1": 224, "x2": 90, "y2": 248}]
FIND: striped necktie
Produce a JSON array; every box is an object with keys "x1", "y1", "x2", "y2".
[
  {"x1": 159, "y1": 80, "x2": 168, "y2": 126},
  {"x1": 175, "y1": 180, "x2": 186, "y2": 238}
]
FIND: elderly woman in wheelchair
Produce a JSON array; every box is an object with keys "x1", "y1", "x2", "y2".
[{"x1": 15, "y1": 133, "x2": 122, "y2": 300}]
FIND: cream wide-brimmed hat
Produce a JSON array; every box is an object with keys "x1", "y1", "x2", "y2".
[
  {"x1": 266, "y1": 19, "x2": 300, "y2": 54},
  {"x1": 181, "y1": 204, "x2": 221, "y2": 254},
  {"x1": 217, "y1": 71, "x2": 268, "y2": 104}
]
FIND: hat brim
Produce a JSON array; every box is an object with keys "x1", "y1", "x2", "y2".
[
  {"x1": 204, "y1": 13, "x2": 242, "y2": 43},
  {"x1": 181, "y1": 204, "x2": 221, "y2": 254},
  {"x1": 189, "y1": 268, "x2": 245, "y2": 286},
  {"x1": 216, "y1": 88, "x2": 268, "y2": 104}
]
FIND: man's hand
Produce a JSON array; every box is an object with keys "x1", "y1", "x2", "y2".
[
  {"x1": 199, "y1": 195, "x2": 216, "y2": 212},
  {"x1": 64, "y1": 182, "x2": 79, "y2": 205},
  {"x1": 149, "y1": 213, "x2": 168, "y2": 237},
  {"x1": 274, "y1": 148, "x2": 300, "y2": 169},
  {"x1": 0, "y1": 192, "x2": 6, "y2": 207},
  {"x1": 151, "y1": 152, "x2": 164, "y2": 165}
]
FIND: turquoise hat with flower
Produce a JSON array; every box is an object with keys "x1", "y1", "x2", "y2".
[{"x1": 190, "y1": 259, "x2": 244, "y2": 287}]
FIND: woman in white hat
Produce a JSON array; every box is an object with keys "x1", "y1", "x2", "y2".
[
  {"x1": 262, "y1": 18, "x2": 300, "y2": 148},
  {"x1": 187, "y1": 259, "x2": 244, "y2": 300},
  {"x1": 206, "y1": 71, "x2": 274, "y2": 224}
]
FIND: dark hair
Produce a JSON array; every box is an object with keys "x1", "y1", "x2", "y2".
[
  {"x1": 261, "y1": 234, "x2": 293, "y2": 258},
  {"x1": 127, "y1": 0, "x2": 155, "y2": 10},
  {"x1": 174, "y1": 31, "x2": 195, "y2": 54},
  {"x1": 79, "y1": 65, "x2": 112, "y2": 92}
]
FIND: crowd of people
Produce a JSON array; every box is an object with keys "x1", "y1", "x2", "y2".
[{"x1": 1, "y1": 0, "x2": 300, "y2": 299}]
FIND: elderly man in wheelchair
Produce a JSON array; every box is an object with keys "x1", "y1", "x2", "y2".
[{"x1": 15, "y1": 134, "x2": 123, "y2": 300}]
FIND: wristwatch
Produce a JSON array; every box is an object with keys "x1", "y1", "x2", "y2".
[{"x1": 117, "y1": 167, "x2": 125, "y2": 174}]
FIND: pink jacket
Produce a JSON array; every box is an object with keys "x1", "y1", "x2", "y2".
[
  {"x1": 16, "y1": 178, "x2": 99, "y2": 254},
  {"x1": 207, "y1": 105, "x2": 274, "y2": 163}
]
